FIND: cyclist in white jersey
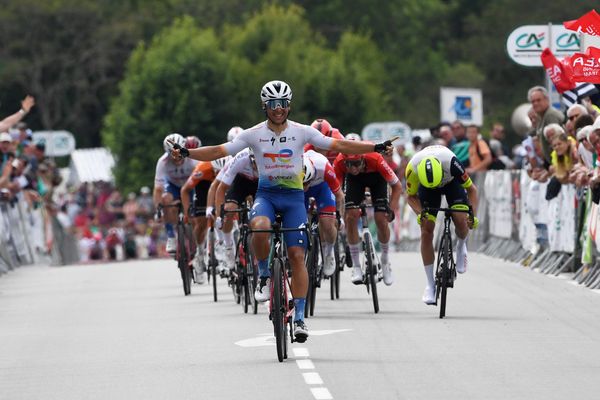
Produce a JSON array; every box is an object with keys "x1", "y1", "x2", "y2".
[
  {"x1": 154, "y1": 133, "x2": 198, "y2": 253},
  {"x1": 167, "y1": 80, "x2": 394, "y2": 342},
  {"x1": 303, "y1": 149, "x2": 345, "y2": 276},
  {"x1": 213, "y1": 149, "x2": 259, "y2": 271},
  {"x1": 404, "y1": 145, "x2": 479, "y2": 304}
]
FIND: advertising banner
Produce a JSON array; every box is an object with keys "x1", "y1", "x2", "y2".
[{"x1": 440, "y1": 87, "x2": 483, "y2": 125}]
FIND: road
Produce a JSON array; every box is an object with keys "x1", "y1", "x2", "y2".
[{"x1": 1, "y1": 252, "x2": 599, "y2": 400}]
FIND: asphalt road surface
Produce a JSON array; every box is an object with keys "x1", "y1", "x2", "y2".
[{"x1": 1, "y1": 251, "x2": 599, "y2": 400}]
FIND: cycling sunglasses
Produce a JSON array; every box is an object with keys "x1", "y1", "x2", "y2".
[
  {"x1": 264, "y1": 99, "x2": 290, "y2": 110},
  {"x1": 345, "y1": 159, "x2": 363, "y2": 168}
]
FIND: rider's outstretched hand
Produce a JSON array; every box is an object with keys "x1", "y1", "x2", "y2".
[
  {"x1": 468, "y1": 215, "x2": 479, "y2": 230},
  {"x1": 374, "y1": 140, "x2": 393, "y2": 156},
  {"x1": 166, "y1": 139, "x2": 190, "y2": 158}
]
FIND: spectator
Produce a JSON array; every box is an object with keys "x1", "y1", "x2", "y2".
[
  {"x1": 565, "y1": 104, "x2": 588, "y2": 137},
  {"x1": 466, "y1": 124, "x2": 492, "y2": 174},
  {"x1": 450, "y1": 120, "x2": 470, "y2": 166},
  {"x1": 490, "y1": 122, "x2": 510, "y2": 157},
  {"x1": 123, "y1": 192, "x2": 139, "y2": 225},
  {"x1": 0, "y1": 95, "x2": 35, "y2": 133},
  {"x1": 549, "y1": 132, "x2": 577, "y2": 184},
  {"x1": 528, "y1": 85, "x2": 565, "y2": 164},
  {"x1": 137, "y1": 186, "x2": 154, "y2": 221},
  {"x1": 438, "y1": 123, "x2": 454, "y2": 147},
  {"x1": 1, "y1": 132, "x2": 15, "y2": 171}
]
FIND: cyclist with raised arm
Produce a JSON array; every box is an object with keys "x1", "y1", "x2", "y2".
[
  {"x1": 303, "y1": 149, "x2": 345, "y2": 276},
  {"x1": 153, "y1": 133, "x2": 198, "y2": 254},
  {"x1": 167, "y1": 80, "x2": 394, "y2": 342},
  {"x1": 333, "y1": 151, "x2": 402, "y2": 286},
  {"x1": 213, "y1": 148, "x2": 259, "y2": 272},
  {"x1": 404, "y1": 144, "x2": 479, "y2": 305}
]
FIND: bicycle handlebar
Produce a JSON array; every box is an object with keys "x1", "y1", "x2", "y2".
[{"x1": 422, "y1": 207, "x2": 472, "y2": 215}]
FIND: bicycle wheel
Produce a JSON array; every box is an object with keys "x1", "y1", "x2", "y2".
[
  {"x1": 437, "y1": 233, "x2": 451, "y2": 319},
  {"x1": 177, "y1": 224, "x2": 191, "y2": 296},
  {"x1": 243, "y1": 237, "x2": 257, "y2": 314},
  {"x1": 209, "y1": 228, "x2": 218, "y2": 302},
  {"x1": 331, "y1": 237, "x2": 341, "y2": 300},
  {"x1": 304, "y1": 235, "x2": 319, "y2": 317},
  {"x1": 364, "y1": 233, "x2": 379, "y2": 313},
  {"x1": 272, "y1": 258, "x2": 286, "y2": 362}
]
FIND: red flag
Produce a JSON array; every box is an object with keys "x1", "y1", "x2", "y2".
[
  {"x1": 541, "y1": 48, "x2": 576, "y2": 93},
  {"x1": 569, "y1": 46, "x2": 600, "y2": 83},
  {"x1": 564, "y1": 10, "x2": 600, "y2": 36}
]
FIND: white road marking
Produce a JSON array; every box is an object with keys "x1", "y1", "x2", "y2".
[
  {"x1": 293, "y1": 347, "x2": 310, "y2": 357},
  {"x1": 303, "y1": 372, "x2": 323, "y2": 385},
  {"x1": 310, "y1": 387, "x2": 333, "y2": 400},
  {"x1": 296, "y1": 359, "x2": 315, "y2": 369},
  {"x1": 234, "y1": 329, "x2": 352, "y2": 347}
]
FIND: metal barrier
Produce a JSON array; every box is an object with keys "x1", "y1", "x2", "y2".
[{"x1": 0, "y1": 194, "x2": 77, "y2": 276}]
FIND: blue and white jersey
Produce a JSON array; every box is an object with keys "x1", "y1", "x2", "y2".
[{"x1": 224, "y1": 120, "x2": 334, "y2": 191}]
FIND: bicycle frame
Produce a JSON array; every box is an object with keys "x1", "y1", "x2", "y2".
[{"x1": 422, "y1": 206, "x2": 471, "y2": 318}]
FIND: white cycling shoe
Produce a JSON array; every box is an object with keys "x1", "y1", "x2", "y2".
[
  {"x1": 422, "y1": 285, "x2": 436, "y2": 305},
  {"x1": 382, "y1": 262, "x2": 393, "y2": 286},
  {"x1": 323, "y1": 255, "x2": 336, "y2": 277},
  {"x1": 351, "y1": 266, "x2": 363, "y2": 284}
]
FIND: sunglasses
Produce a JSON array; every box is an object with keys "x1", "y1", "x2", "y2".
[
  {"x1": 345, "y1": 159, "x2": 363, "y2": 168},
  {"x1": 264, "y1": 99, "x2": 290, "y2": 110}
]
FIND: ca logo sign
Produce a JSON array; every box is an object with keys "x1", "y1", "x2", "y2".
[
  {"x1": 516, "y1": 33, "x2": 544, "y2": 49},
  {"x1": 556, "y1": 33, "x2": 580, "y2": 49}
]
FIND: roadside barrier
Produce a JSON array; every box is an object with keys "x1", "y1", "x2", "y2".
[{"x1": 0, "y1": 194, "x2": 77, "y2": 276}]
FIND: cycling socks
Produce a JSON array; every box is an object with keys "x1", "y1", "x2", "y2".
[
  {"x1": 424, "y1": 263, "x2": 435, "y2": 288},
  {"x1": 322, "y1": 242, "x2": 334, "y2": 259},
  {"x1": 223, "y1": 231, "x2": 234, "y2": 247},
  {"x1": 349, "y1": 243, "x2": 361, "y2": 268},
  {"x1": 457, "y1": 237, "x2": 467, "y2": 253},
  {"x1": 258, "y1": 259, "x2": 270, "y2": 278},
  {"x1": 294, "y1": 298, "x2": 306, "y2": 321},
  {"x1": 215, "y1": 227, "x2": 224, "y2": 242},
  {"x1": 165, "y1": 223, "x2": 175, "y2": 238},
  {"x1": 380, "y1": 241, "x2": 389, "y2": 265}
]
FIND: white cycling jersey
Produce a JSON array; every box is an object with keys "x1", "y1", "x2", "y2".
[
  {"x1": 304, "y1": 150, "x2": 340, "y2": 192},
  {"x1": 223, "y1": 120, "x2": 334, "y2": 191},
  {"x1": 154, "y1": 153, "x2": 198, "y2": 188},
  {"x1": 218, "y1": 149, "x2": 258, "y2": 186}
]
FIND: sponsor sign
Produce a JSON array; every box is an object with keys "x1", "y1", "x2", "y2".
[
  {"x1": 32, "y1": 130, "x2": 76, "y2": 157},
  {"x1": 440, "y1": 87, "x2": 483, "y2": 125},
  {"x1": 507, "y1": 24, "x2": 581, "y2": 67}
]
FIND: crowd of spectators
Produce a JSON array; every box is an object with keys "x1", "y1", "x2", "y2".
[
  {"x1": 57, "y1": 182, "x2": 168, "y2": 262},
  {"x1": 1, "y1": 95, "x2": 167, "y2": 263}
]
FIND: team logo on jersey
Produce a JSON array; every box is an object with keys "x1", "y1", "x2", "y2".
[{"x1": 263, "y1": 149, "x2": 293, "y2": 163}]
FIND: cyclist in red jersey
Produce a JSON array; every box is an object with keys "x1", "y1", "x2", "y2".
[
  {"x1": 304, "y1": 119, "x2": 345, "y2": 164},
  {"x1": 333, "y1": 151, "x2": 403, "y2": 286}
]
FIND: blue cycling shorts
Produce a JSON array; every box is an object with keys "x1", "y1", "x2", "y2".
[
  {"x1": 251, "y1": 189, "x2": 307, "y2": 249},
  {"x1": 164, "y1": 181, "x2": 192, "y2": 203},
  {"x1": 304, "y1": 181, "x2": 336, "y2": 215}
]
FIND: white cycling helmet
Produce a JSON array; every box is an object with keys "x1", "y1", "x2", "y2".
[
  {"x1": 303, "y1": 157, "x2": 316, "y2": 184},
  {"x1": 227, "y1": 126, "x2": 243, "y2": 142},
  {"x1": 163, "y1": 133, "x2": 186, "y2": 153},
  {"x1": 211, "y1": 156, "x2": 232, "y2": 172},
  {"x1": 260, "y1": 80, "x2": 292, "y2": 103},
  {"x1": 345, "y1": 133, "x2": 362, "y2": 141}
]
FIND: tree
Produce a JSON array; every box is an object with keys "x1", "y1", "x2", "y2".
[{"x1": 104, "y1": 5, "x2": 392, "y2": 191}]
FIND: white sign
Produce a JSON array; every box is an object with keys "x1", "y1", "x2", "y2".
[
  {"x1": 440, "y1": 87, "x2": 483, "y2": 125},
  {"x1": 506, "y1": 24, "x2": 581, "y2": 67},
  {"x1": 32, "y1": 130, "x2": 76, "y2": 157},
  {"x1": 361, "y1": 121, "x2": 411, "y2": 144}
]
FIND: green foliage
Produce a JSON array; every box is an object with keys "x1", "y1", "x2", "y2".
[{"x1": 104, "y1": 5, "x2": 390, "y2": 191}]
